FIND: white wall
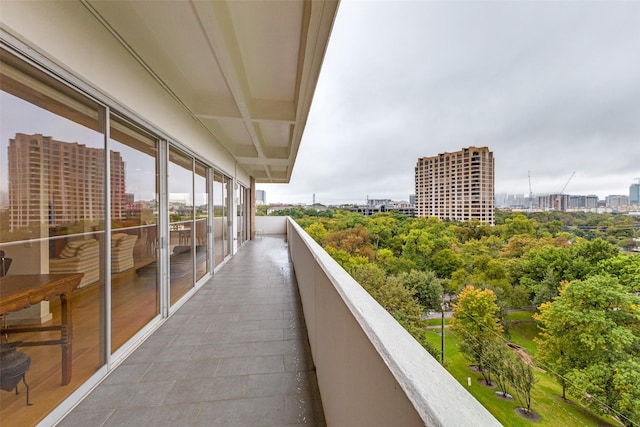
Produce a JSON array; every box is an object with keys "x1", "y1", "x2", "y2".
[
  {"x1": 255, "y1": 216, "x2": 287, "y2": 235},
  {"x1": 287, "y1": 219, "x2": 502, "y2": 427}
]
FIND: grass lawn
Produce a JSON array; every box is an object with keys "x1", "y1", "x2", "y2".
[
  {"x1": 425, "y1": 326, "x2": 618, "y2": 426},
  {"x1": 506, "y1": 310, "x2": 536, "y2": 321},
  {"x1": 426, "y1": 317, "x2": 452, "y2": 327},
  {"x1": 507, "y1": 321, "x2": 540, "y2": 355}
]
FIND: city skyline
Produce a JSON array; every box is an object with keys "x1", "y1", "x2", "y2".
[{"x1": 257, "y1": 1, "x2": 640, "y2": 206}]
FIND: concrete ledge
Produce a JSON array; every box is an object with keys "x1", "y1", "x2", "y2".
[
  {"x1": 255, "y1": 216, "x2": 287, "y2": 236},
  {"x1": 287, "y1": 218, "x2": 501, "y2": 427}
]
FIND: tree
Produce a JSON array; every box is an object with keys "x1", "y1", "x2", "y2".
[
  {"x1": 375, "y1": 248, "x2": 416, "y2": 275},
  {"x1": 535, "y1": 275, "x2": 640, "y2": 424},
  {"x1": 451, "y1": 285, "x2": 503, "y2": 385},
  {"x1": 501, "y1": 214, "x2": 537, "y2": 239},
  {"x1": 352, "y1": 264, "x2": 438, "y2": 357},
  {"x1": 304, "y1": 222, "x2": 328, "y2": 244},
  {"x1": 367, "y1": 214, "x2": 398, "y2": 249},
  {"x1": 324, "y1": 247, "x2": 369, "y2": 272},
  {"x1": 485, "y1": 339, "x2": 514, "y2": 398},
  {"x1": 531, "y1": 269, "x2": 561, "y2": 306},
  {"x1": 597, "y1": 254, "x2": 640, "y2": 293},
  {"x1": 430, "y1": 248, "x2": 462, "y2": 278},
  {"x1": 323, "y1": 227, "x2": 375, "y2": 260},
  {"x1": 512, "y1": 356, "x2": 536, "y2": 415},
  {"x1": 391, "y1": 269, "x2": 443, "y2": 312},
  {"x1": 568, "y1": 361, "x2": 640, "y2": 427}
]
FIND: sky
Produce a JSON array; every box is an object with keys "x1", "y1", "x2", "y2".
[{"x1": 257, "y1": 0, "x2": 640, "y2": 206}]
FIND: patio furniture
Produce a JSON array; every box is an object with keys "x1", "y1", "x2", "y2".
[
  {"x1": 0, "y1": 250, "x2": 12, "y2": 277},
  {"x1": 111, "y1": 233, "x2": 138, "y2": 273},
  {"x1": 1, "y1": 273, "x2": 83, "y2": 387},
  {"x1": 50, "y1": 239, "x2": 99, "y2": 288},
  {"x1": 0, "y1": 341, "x2": 32, "y2": 406}
]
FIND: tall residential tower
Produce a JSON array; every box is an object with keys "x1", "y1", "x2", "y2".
[
  {"x1": 415, "y1": 146, "x2": 495, "y2": 224},
  {"x1": 630, "y1": 182, "x2": 640, "y2": 205},
  {"x1": 8, "y1": 133, "x2": 125, "y2": 231}
]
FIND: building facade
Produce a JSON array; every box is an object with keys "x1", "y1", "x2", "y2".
[
  {"x1": 415, "y1": 146, "x2": 495, "y2": 224},
  {"x1": 630, "y1": 183, "x2": 640, "y2": 205},
  {"x1": 255, "y1": 189, "x2": 266, "y2": 205},
  {"x1": 8, "y1": 133, "x2": 126, "y2": 231},
  {"x1": 538, "y1": 193, "x2": 570, "y2": 211},
  {"x1": 606, "y1": 194, "x2": 630, "y2": 208}
]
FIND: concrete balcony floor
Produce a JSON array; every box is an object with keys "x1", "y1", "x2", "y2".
[{"x1": 59, "y1": 236, "x2": 325, "y2": 427}]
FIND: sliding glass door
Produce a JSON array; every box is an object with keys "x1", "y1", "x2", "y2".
[
  {"x1": 213, "y1": 171, "x2": 231, "y2": 267},
  {"x1": 0, "y1": 49, "x2": 106, "y2": 424},
  {"x1": 194, "y1": 161, "x2": 209, "y2": 282},
  {"x1": 109, "y1": 116, "x2": 159, "y2": 352},
  {"x1": 168, "y1": 147, "x2": 194, "y2": 305}
]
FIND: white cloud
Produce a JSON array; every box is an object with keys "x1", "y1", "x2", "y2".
[{"x1": 259, "y1": 0, "x2": 640, "y2": 204}]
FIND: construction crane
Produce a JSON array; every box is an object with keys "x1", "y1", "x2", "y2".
[
  {"x1": 560, "y1": 171, "x2": 576, "y2": 194},
  {"x1": 528, "y1": 171, "x2": 534, "y2": 211}
]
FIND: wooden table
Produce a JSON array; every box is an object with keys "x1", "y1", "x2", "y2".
[{"x1": 0, "y1": 273, "x2": 83, "y2": 386}]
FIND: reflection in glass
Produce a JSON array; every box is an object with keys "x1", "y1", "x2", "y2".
[
  {"x1": 194, "y1": 162, "x2": 209, "y2": 281},
  {"x1": 224, "y1": 175, "x2": 232, "y2": 258},
  {"x1": 168, "y1": 147, "x2": 194, "y2": 305},
  {"x1": 237, "y1": 184, "x2": 249, "y2": 245},
  {"x1": 0, "y1": 50, "x2": 105, "y2": 425},
  {"x1": 213, "y1": 171, "x2": 229, "y2": 267},
  {"x1": 109, "y1": 117, "x2": 159, "y2": 352}
]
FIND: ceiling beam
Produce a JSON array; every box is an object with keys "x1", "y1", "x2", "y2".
[{"x1": 190, "y1": 0, "x2": 268, "y2": 170}]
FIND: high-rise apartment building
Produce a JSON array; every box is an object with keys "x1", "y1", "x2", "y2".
[
  {"x1": 415, "y1": 146, "x2": 494, "y2": 224},
  {"x1": 538, "y1": 194, "x2": 570, "y2": 211},
  {"x1": 605, "y1": 194, "x2": 629, "y2": 208},
  {"x1": 255, "y1": 189, "x2": 266, "y2": 205},
  {"x1": 8, "y1": 133, "x2": 125, "y2": 231},
  {"x1": 630, "y1": 183, "x2": 640, "y2": 205}
]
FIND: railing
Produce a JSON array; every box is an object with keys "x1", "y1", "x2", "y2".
[{"x1": 285, "y1": 217, "x2": 501, "y2": 427}]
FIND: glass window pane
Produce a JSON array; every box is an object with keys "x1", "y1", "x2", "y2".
[
  {"x1": 109, "y1": 116, "x2": 159, "y2": 352},
  {"x1": 168, "y1": 146, "x2": 193, "y2": 304},
  {"x1": 194, "y1": 161, "x2": 208, "y2": 281},
  {"x1": 213, "y1": 171, "x2": 227, "y2": 267},
  {"x1": 1, "y1": 49, "x2": 105, "y2": 425}
]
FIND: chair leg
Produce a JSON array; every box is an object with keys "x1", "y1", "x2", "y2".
[
  {"x1": 14, "y1": 374, "x2": 32, "y2": 406},
  {"x1": 22, "y1": 374, "x2": 32, "y2": 406}
]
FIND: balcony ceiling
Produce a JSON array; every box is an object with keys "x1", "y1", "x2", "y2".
[{"x1": 85, "y1": 0, "x2": 338, "y2": 183}]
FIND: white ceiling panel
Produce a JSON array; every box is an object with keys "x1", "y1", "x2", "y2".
[{"x1": 86, "y1": 0, "x2": 338, "y2": 183}]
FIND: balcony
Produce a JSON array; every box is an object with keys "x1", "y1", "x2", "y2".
[{"x1": 57, "y1": 217, "x2": 499, "y2": 427}]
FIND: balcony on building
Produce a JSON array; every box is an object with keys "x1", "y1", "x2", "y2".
[{"x1": 1, "y1": 1, "x2": 499, "y2": 426}]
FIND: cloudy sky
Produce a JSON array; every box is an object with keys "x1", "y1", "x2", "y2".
[{"x1": 257, "y1": 0, "x2": 640, "y2": 205}]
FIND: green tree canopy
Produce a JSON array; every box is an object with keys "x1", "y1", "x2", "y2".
[
  {"x1": 535, "y1": 275, "x2": 640, "y2": 425},
  {"x1": 451, "y1": 285, "x2": 504, "y2": 384}
]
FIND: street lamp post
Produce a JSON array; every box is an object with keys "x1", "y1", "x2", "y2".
[{"x1": 441, "y1": 296, "x2": 445, "y2": 365}]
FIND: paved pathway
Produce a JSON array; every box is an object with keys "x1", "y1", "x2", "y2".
[{"x1": 59, "y1": 236, "x2": 324, "y2": 427}]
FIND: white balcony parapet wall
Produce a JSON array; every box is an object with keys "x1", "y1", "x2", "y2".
[
  {"x1": 287, "y1": 218, "x2": 502, "y2": 427},
  {"x1": 255, "y1": 215, "x2": 287, "y2": 235}
]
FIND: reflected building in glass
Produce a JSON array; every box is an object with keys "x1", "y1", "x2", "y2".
[{"x1": 8, "y1": 133, "x2": 125, "y2": 231}]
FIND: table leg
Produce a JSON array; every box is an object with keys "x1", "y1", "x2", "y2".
[{"x1": 60, "y1": 293, "x2": 72, "y2": 385}]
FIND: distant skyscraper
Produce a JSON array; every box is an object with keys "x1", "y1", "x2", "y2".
[
  {"x1": 605, "y1": 194, "x2": 629, "y2": 208},
  {"x1": 255, "y1": 189, "x2": 266, "y2": 205},
  {"x1": 415, "y1": 146, "x2": 494, "y2": 224},
  {"x1": 538, "y1": 194, "x2": 570, "y2": 211},
  {"x1": 585, "y1": 195, "x2": 599, "y2": 209},
  {"x1": 630, "y1": 183, "x2": 640, "y2": 206},
  {"x1": 8, "y1": 133, "x2": 125, "y2": 231}
]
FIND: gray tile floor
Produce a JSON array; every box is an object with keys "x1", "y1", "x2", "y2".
[{"x1": 58, "y1": 236, "x2": 325, "y2": 427}]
